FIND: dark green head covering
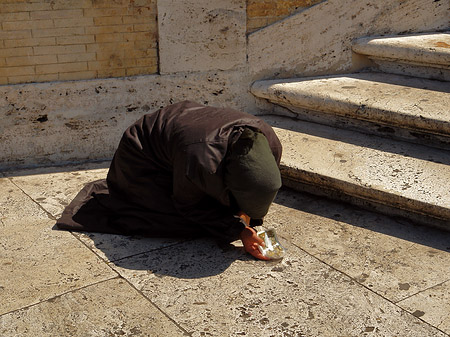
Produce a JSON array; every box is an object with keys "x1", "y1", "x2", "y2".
[{"x1": 225, "y1": 128, "x2": 282, "y2": 219}]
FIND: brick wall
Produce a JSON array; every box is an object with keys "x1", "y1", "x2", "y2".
[
  {"x1": 247, "y1": 0, "x2": 323, "y2": 33},
  {"x1": 0, "y1": 0, "x2": 320, "y2": 86},
  {"x1": 0, "y1": 0, "x2": 157, "y2": 85}
]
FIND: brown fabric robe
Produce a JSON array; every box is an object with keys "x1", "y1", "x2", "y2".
[{"x1": 56, "y1": 101, "x2": 282, "y2": 242}]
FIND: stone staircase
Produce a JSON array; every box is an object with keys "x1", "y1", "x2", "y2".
[{"x1": 251, "y1": 32, "x2": 450, "y2": 231}]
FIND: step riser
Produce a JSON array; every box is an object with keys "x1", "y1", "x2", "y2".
[
  {"x1": 270, "y1": 103, "x2": 450, "y2": 150},
  {"x1": 281, "y1": 174, "x2": 450, "y2": 232},
  {"x1": 369, "y1": 59, "x2": 450, "y2": 81}
]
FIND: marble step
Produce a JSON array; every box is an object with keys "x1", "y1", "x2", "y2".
[
  {"x1": 251, "y1": 72, "x2": 450, "y2": 149},
  {"x1": 352, "y1": 32, "x2": 450, "y2": 81},
  {"x1": 262, "y1": 115, "x2": 450, "y2": 231}
]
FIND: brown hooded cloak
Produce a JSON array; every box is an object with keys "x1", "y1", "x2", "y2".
[{"x1": 56, "y1": 101, "x2": 282, "y2": 242}]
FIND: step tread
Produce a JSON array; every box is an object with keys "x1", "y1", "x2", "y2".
[
  {"x1": 352, "y1": 32, "x2": 450, "y2": 67},
  {"x1": 262, "y1": 115, "x2": 450, "y2": 221},
  {"x1": 252, "y1": 73, "x2": 450, "y2": 135}
]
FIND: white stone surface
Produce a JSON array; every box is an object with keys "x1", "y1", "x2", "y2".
[
  {"x1": 252, "y1": 73, "x2": 450, "y2": 136},
  {"x1": 398, "y1": 280, "x2": 450, "y2": 333},
  {"x1": 251, "y1": 73, "x2": 450, "y2": 136},
  {"x1": 353, "y1": 32, "x2": 450, "y2": 68},
  {"x1": 0, "y1": 177, "x2": 117, "y2": 315},
  {"x1": 158, "y1": 0, "x2": 247, "y2": 74},
  {"x1": 0, "y1": 279, "x2": 188, "y2": 336},
  {"x1": 1, "y1": 163, "x2": 449, "y2": 335},
  {"x1": 0, "y1": 70, "x2": 253, "y2": 170},
  {"x1": 248, "y1": 0, "x2": 449, "y2": 79},
  {"x1": 263, "y1": 115, "x2": 450, "y2": 227}
]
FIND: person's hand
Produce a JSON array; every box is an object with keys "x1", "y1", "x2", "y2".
[
  {"x1": 238, "y1": 211, "x2": 251, "y2": 226},
  {"x1": 239, "y1": 226, "x2": 270, "y2": 261}
]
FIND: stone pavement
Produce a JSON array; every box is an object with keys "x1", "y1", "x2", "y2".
[{"x1": 1, "y1": 162, "x2": 449, "y2": 336}]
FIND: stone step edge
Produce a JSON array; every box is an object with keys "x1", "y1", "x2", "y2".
[
  {"x1": 280, "y1": 168, "x2": 450, "y2": 232},
  {"x1": 352, "y1": 33, "x2": 450, "y2": 69},
  {"x1": 269, "y1": 103, "x2": 450, "y2": 150},
  {"x1": 251, "y1": 74, "x2": 450, "y2": 137}
]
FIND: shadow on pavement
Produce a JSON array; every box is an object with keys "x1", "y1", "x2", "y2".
[{"x1": 275, "y1": 187, "x2": 450, "y2": 253}]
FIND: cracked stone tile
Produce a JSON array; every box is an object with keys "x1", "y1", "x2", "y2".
[
  {"x1": 398, "y1": 280, "x2": 450, "y2": 334},
  {"x1": 0, "y1": 278, "x2": 188, "y2": 336},
  {"x1": 0, "y1": 180, "x2": 116, "y2": 315},
  {"x1": 3, "y1": 162, "x2": 110, "y2": 218},
  {"x1": 110, "y1": 237, "x2": 445, "y2": 336},
  {"x1": 267, "y1": 188, "x2": 450, "y2": 305}
]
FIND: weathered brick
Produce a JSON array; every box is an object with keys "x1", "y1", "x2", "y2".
[
  {"x1": 30, "y1": 9, "x2": 84, "y2": 20},
  {"x1": 0, "y1": 47, "x2": 33, "y2": 58},
  {"x1": 32, "y1": 27, "x2": 85, "y2": 38},
  {"x1": 83, "y1": 8, "x2": 126, "y2": 18},
  {"x1": 124, "y1": 31, "x2": 153, "y2": 42},
  {"x1": 131, "y1": 0, "x2": 154, "y2": 7},
  {"x1": 93, "y1": 16, "x2": 124, "y2": 26},
  {"x1": 7, "y1": 73, "x2": 58, "y2": 84},
  {"x1": 97, "y1": 68, "x2": 126, "y2": 78},
  {"x1": 135, "y1": 57, "x2": 157, "y2": 67},
  {"x1": 122, "y1": 14, "x2": 156, "y2": 24},
  {"x1": 129, "y1": 46, "x2": 157, "y2": 57},
  {"x1": 0, "y1": 76, "x2": 8, "y2": 85},
  {"x1": 87, "y1": 41, "x2": 134, "y2": 55},
  {"x1": 0, "y1": 57, "x2": 6, "y2": 67},
  {"x1": 2, "y1": 19, "x2": 54, "y2": 31},
  {"x1": 4, "y1": 37, "x2": 55, "y2": 48},
  {"x1": 6, "y1": 54, "x2": 57, "y2": 66},
  {"x1": 54, "y1": 17, "x2": 94, "y2": 28},
  {"x1": 85, "y1": 25, "x2": 133, "y2": 35},
  {"x1": 33, "y1": 44, "x2": 86, "y2": 56},
  {"x1": 126, "y1": 65, "x2": 157, "y2": 76},
  {"x1": 58, "y1": 52, "x2": 96, "y2": 63},
  {"x1": 36, "y1": 62, "x2": 88, "y2": 74},
  {"x1": 133, "y1": 23, "x2": 157, "y2": 32},
  {"x1": 88, "y1": 58, "x2": 124, "y2": 71},
  {"x1": 91, "y1": 0, "x2": 129, "y2": 9},
  {"x1": 0, "y1": 12, "x2": 30, "y2": 21},
  {"x1": 50, "y1": 0, "x2": 92, "y2": 10},
  {"x1": 56, "y1": 35, "x2": 95, "y2": 45},
  {"x1": 0, "y1": 65, "x2": 35, "y2": 77},
  {"x1": 95, "y1": 33, "x2": 124, "y2": 43},
  {"x1": 58, "y1": 70, "x2": 97, "y2": 81},
  {"x1": 0, "y1": 29, "x2": 32, "y2": 40},
  {"x1": 133, "y1": 40, "x2": 157, "y2": 51},
  {"x1": 1, "y1": 3, "x2": 52, "y2": 13}
]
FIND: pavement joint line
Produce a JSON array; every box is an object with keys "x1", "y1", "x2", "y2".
[
  {"x1": 4, "y1": 175, "x2": 57, "y2": 221},
  {"x1": 286, "y1": 238, "x2": 449, "y2": 333},
  {"x1": 106, "y1": 239, "x2": 191, "y2": 264},
  {"x1": 69, "y1": 231, "x2": 193, "y2": 335},
  {"x1": 0, "y1": 275, "x2": 120, "y2": 318},
  {"x1": 394, "y1": 279, "x2": 450, "y2": 304},
  {"x1": 113, "y1": 272, "x2": 193, "y2": 336}
]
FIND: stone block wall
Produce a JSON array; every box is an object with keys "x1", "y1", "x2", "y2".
[{"x1": 0, "y1": 0, "x2": 158, "y2": 85}]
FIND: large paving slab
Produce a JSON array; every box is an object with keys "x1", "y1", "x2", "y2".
[
  {"x1": 270, "y1": 189, "x2": 450, "y2": 305},
  {"x1": 0, "y1": 278, "x2": 188, "y2": 336},
  {"x1": 3, "y1": 162, "x2": 184, "y2": 262},
  {"x1": 110, "y1": 232, "x2": 448, "y2": 336},
  {"x1": 0, "y1": 176, "x2": 117, "y2": 315},
  {"x1": 262, "y1": 115, "x2": 450, "y2": 229}
]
